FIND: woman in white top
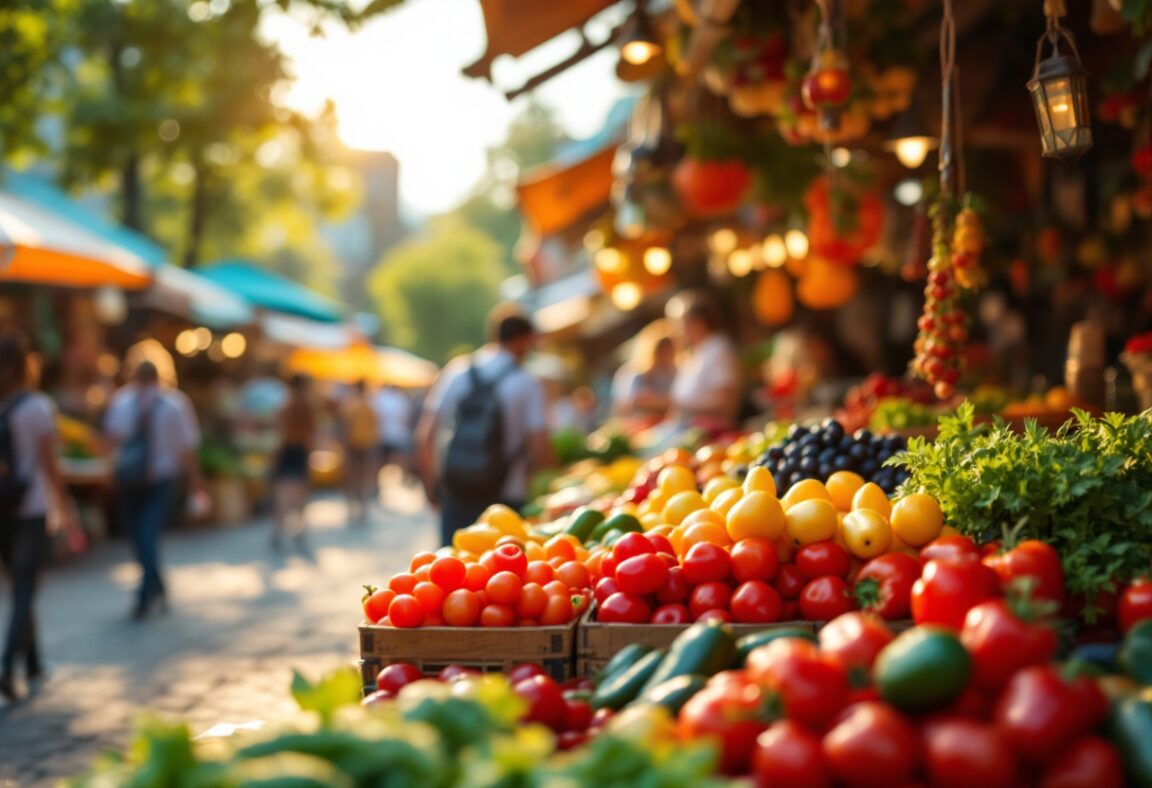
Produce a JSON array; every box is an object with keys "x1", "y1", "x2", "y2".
[
  {"x1": 668, "y1": 291, "x2": 742, "y2": 430},
  {"x1": 0, "y1": 331, "x2": 79, "y2": 702}
]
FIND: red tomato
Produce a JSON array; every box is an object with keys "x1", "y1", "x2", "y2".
[
  {"x1": 753, "y1": 721, "x2": 832, "y2": 788},
  {"x1": 409, "y1": 551, "x2": 437, "y2": 572},
  {"x1": 818, "y1": 612, "x2": 894, "y2": 673},
  {"x1": 911, "y1": 557, "x2": 1001, "y2": 630},
  {"x1": 412, "y1": 581, "x2": 446, "y2": 615},
  {"x1": 679, "y1": 674, "x2": 769, "y2": 775},
  {"x1": 479, "y1": 604, "x2": 516, "y2": 627},
  {"x1": 994, "y1": 665, "x2": 1109, "y2": 763},
  {"x1": 540, "y1": 593, "x2": 577, "y2": 625},
  {"x1": 731, "y1": 537, "x2": 780, "y2": 584},
  {"x1": 507, "y1": 663, "x2": 547, "y2": 684},
  {"x1": 542, "y1": 580, "x2": 569, "y2": 598},
  {"x1": 775, "y1": 564, "x2": 807, "y2": 600},
  {"x1": 441, "y1": 589, "x2": 481, "y2": 626},
  {"x1": 689, "y1": 581, "x2": 734, "y2": 620},
  {"x1": 589, "y1": 707, "x2": 615, "y2": 730},
  {"x1": 376, "y1": 662, "x2": 423, "y2": 693},
  {"x1": 555, "y1": 561, "x2": 592, "y2": 590},
  {"x1": 387, "y1": 573, "x2": 418, "y2": 595},
  {"x1": 428, "y1": 556, "x2": 466, "y2": 591},
  {"x1": 656, "y1": 566, "x2": 691, "y2": 604},
  {"x1": 492, "y1": 543, "x2": 528, "y2": 578},
  {"x1": 600, "y1": 551, "x2": 619, "y2": 581},
  {"x1": 462, "y1": 563, "x2": 490, "y2": 592},
  {"x1": 983, "y1": 540, "x2": 1064, "y2": 605},
  {"x1": 612, "y1": 532, "x2": 655, "y2": 563},
  {"x1": 698, "y1": 609, "x2": 733, "y2": 623},
  {"x1": 413, "y1": 566, "x2": 431, "y2": 584},
  {"x1": 796, "y1": 541, "x2": 852, "y2": 581},
  {"x1": 652, "y1": 602, "x2": 691, "y2": 624},
  {"x1": 615, "y1": 553, "x2": 670, "y2": 597},
  {"x1": 682, "y1": 542, "x2": 733, "y2": 585},
  {"x1": 854, "y1": 553, "x2": 921, "y2": 620},
  {"x1": 361, "y1": 688, "x2": 394, "y2": 706},
  {"x1": 362, "y1": 587, "x2": 396, "y2": 624},
  {"x1": 571, "y1": 593, "x2": 590, "y2": 616},
  {"x1": 517, "y1": 582, "x2": 548, "y2": 619},
  {"x1": 647, "y1": 533, "x2": 676, "y2": 556},
  {"x1": 513, "y1": 675, "x2": 567, "y2": 731},
  {"x1": 781, "y1": 600, "x2": 800, "y2": 620},
  {"x1": 920, "y1": 535, "x2": 981, "y2": 563},
  {"x1": 524, "y1": 560, "x2": 555, "y2": 586},
  {"x1": 823, "y1": 702, "x2": 919, "y2": 786},
  {"x1": 597, "y1": 592, "x2": 651, "y2": 623},
  {"x1": 564, "y1": 698, "x2": 594, "y2": 732},
  {"x1": 960, "y1": 599, "x2": 1058, "y2": 691},
  {"x1": 480, "y1": 551, "x2": 499, "y2": 574},
  {"x1": 388, "y1": 594, "x2": 425, "y2": 628},
  {"x1": 1039, "y1": 735, "x2": 1126, "y2": 788},
  {"x1": 485, "y1": 571, "x2": 524, "y2": 606},
  {"x1": 1118, "y1": 577, "x2": 1152, "y2": 634},
  {"x1": 746, "y1": 638, "x2": 849, "y2": 727},
  {"x1": 593, "y1": 576, "x2": 620, "y2": 604},
  {"x1": 437, "y1": 665, "x2": 480, "y2": 682},
  {"x1": 799, "y1": 576, "x2": 854, "y2": 621},
  {"x1": 922, "y1": 718, "x2": 1017, "y2": 788},
  {"x1": 730, "y1": 580, "x2": 783, "y2": 623}
]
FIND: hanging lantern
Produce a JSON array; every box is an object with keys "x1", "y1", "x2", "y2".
[
  {"x1": 1027, "y1": 21, "x2": 1093, "y2": 161},
  {"x1": 884, "y1": 103, "x2": 938, "y2": 169},
  {"x1": 619, "y1": 0, "x2": 663, "y2": 67}
]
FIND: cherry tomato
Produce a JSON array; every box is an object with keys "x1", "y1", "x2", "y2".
[
  {"x1": 823, "y1": 702, "x2": 919, "y2": 786},
  {"x1": 542, "y1": 580, "x2": 569, "y2": 598},
  {"x1": 516, "y1": 582, "x2": 548, "y2": 619},
  {"x1": 730, "y1": 580, "x2": 783, "y2": 623},
  {"x1": 796, "y1": 541, "x2": 852, "y2": 581},
  {"x1": 437, "y1": 665, "x2": 480, "y2": 682},
  {"x1": 1118, "y1": 577, "x2": 1152, "y2": 634},
  {"x1": 1039, "y1": 735, "x2": 1126, "y2": 788},
  {"x1": 746, "y1": 638, "x2": 849, "y2": 727},
  {"x1": 376, "y1": 662, "x2": 423, "y2": 693},
  {"x1": 479, "y1": 604, "x2": 515, "y2": 627},
  {"x1": 513, "y1": 675, "x2": 567, "y2": 731},
  {"x1": 589, "y1": 707, "x2": 615, "y2": 730},
  {"x1": 362, "y1": 587, "x2": 396, "y2": 624},
  {"x1": 540, "y1": 593, "x2": 578, "y2": 625},
  {"x1": 463, "y1": 563, "x2": 490, "y2": 592},
  {"x1": 753, "y1": 721, "x2": 832, "y2": 788},
  {"x1": 781, "y1": 600, "x2": 800, "y2": 620},
  {"x1": 679, "y1": 673, "x2": 769, "y2": 775},
  {"x1": 912, "y1": 557, "x2": 1001, "y2": 630},
  {"x1": 612, "y1": 532, "x2": 655, "y2": 563},
  {"x1": 689, "y1": 581, "x2": 734, "y2": 620},
  {"x1": 600, "y1": 551, "x2": 619, "y2": 580},
  {"x1": 799, "y1": 576, "x2": 854, "y2": 621},
  {"x1": 647, "y1": 533, "x2": 676, "y2": 556},
  {"x1": 920, "y1": 535, "x2": 981, "y2": 563},
  {"x1": 409, "y1": 551, "x2": 437, "y2": 572},
  {"x1": 524, "y1": 560, "x2": 555, "y2": 586},
  {"x1": 960, "y1": 599, "x2": 1058, "y2": 691},
  {"x1": 994, "y1": 665, "x2": 1109, "y2": 764},
  {"x1": 597, "y1": 592, "x2": 651, "y2": 623},
  {"x1": 555, "y1": 561, "x2": 592, "y2": 590},
  {"x1": 775, "y1": 563, "x2": 807, "y2": 600},
  {"x1": 413, "y1": 566, "x2": 431, "y2": 584},
  {"x1": 428, "y1": 556, "x2": 466, "y2": 591},
  {"x1": 682, "y1": 542, "x2": 732, "y2": 585},
  {"x1": 922, "y1": 718, "x2": 1017, "y2": 788},
  {"x1": 593, "y1": 576, "x2": 620, "y2": 604},
  {"x1": 854, "y1": 553, "x2": 922, "y2": 620},
  {"x1": 388, "y1": 594, "x2": 424, "y2": 628},
  {"x1": 656, "y1": 566, "x2": 691, "y2": 604},
  {"x1": 564, "y1": 698, "x2": 594, "y2": 732},
  {"x1": 485, "y1": 571, "x2": 524, "y2": 606},
  {"x1": 412, "y1": 581, "x2": 446, "y2": 615},
  {"x1": 652, "y1": 602, "x2": 691, "y2": 624},
  {"x1": 507, "y1": 663, "x2": 547, "y2": 684},
  {"x1": 387, "y1": 573, "x2": 418, "y2": 595},
  {"x1": 698, "y1": 609, "x2": 733, "y2": 623},
  {"x1": 983, "y1": 540, "x2": 1064, "y2": 605},
  {"x1": 441, "y1": 588, "x2": 481, "y2": 626},
  {"x1": 730, "y1": 537, "x2": 779, "y2": 584},
  {"x1": 818, "y1": 612, "x2": 894, "y2": 674},
  {"x1": 492, "y1": 543, "x2": 528, "y2": 578},
  {"x1": 615, "y1": 553, "x2": 669, "y2": 597}
]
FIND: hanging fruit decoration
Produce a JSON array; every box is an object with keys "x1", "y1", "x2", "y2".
[
  {"x1": 671, "y1": 157, "x2": 752, "y2": 217},
  {"x1": 802, "y1": 1, "x2": 852, "y2": 132},
  {"x1": 752, "y1": 268, "x2": 794, "y2": 325},
  {"x1": 796, "y1": 255, "x2": 859, "y2": 309},
  {"x1": 804, "y1": 175, "x2": 884, "y2": 266},
  {"x1": 951, "y1": 205, "x2": 987, "y2": 290}
]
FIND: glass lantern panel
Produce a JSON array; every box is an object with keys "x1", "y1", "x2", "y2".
[{"x1": 1043, "y1": 78, "x2": 1076, "y2": 131}]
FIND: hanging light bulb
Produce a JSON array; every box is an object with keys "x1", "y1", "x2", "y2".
[
  {"x1": 709, "y1": 227, "x2": 738, "y2": 255},
  {"x1": 643, "y1": 247, "x2": 672, "y2": 276},
  {"x1": 763, "y1": 235, "x2": 788, "y2": 268},
  {"x1": 884, "y1": 104, "x2": 939, "y2": 169},
  {"x1": 1027, "y1": 18, "x2": 1093, "y2": 161},
  {"x1": 784, "y1": 229, "x2": 809, "y2": 259},
  {"x1": 611, "y1": 282, "x2": 643, "y2": 311},
  {"x1": 620, "y1": 1, "x2": 662, "y2": 66},
  {"x1": 728, "y1": 249, "x2": 753, "y2": 278},
  {"x1": 594, "y1": 247, "x2": 626, "y2": 275}
]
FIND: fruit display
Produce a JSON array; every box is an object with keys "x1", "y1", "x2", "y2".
[
  {"x1": 834, "y1": 373, "x2": 936, "y2": 433},
  {"x1": 751, "y1": 418, "x2": 911, "y2": 495}
]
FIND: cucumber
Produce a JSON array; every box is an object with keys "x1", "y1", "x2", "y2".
[
  {"x1": 592, "y1": 648, "x2": 667, "y2": 711},
  {"x1": 599, "y1": 529, "x2": 626, "y2": 547},
  {"x1": 564, "y1": 508, "x2": 606, "y2": 544},
  {"x1": 639, "y1": 674, "x2": 707, "y2": 715},
  {"x1": 736, "y1": 628, "x2": 818, "y2": 663},
  {"x1": 596, "y1": 643, "x2": 653, "y2": 687},
  {"x1": 641, "y1": 620, "x2": 738, "y2": 694},
  {"x1": 590, "y1": 513, "x2": 642, "y2": 542}
]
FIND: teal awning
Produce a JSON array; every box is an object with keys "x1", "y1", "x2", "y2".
[{"x1": 198, "y1": 260, "x2": 345, "y2": 324}]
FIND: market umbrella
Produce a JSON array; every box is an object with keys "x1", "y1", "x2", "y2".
[
  {"x1": 198, "y1": 260, "x2": 345, "y2": 324},
  {"x1": 285, "y1": 343, "x2": 438, "y2": 388}
]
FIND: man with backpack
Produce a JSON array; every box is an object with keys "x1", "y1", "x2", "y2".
[{"x1": 416, "y1": 309, "x2": 552, "y2": 546}]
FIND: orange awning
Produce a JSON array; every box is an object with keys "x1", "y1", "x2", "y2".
[
  {"x1": 465, "y1": 0, "x2": 617, "y2": 79},
  {"x1": 516, "y1": 146, "x2": 616, "y2": 237}
]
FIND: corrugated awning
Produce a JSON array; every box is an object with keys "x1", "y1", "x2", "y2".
[{"x1": 464, "y1": 0, "x2": 618, "y2": 79}]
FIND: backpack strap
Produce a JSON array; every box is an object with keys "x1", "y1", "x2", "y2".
[{"x1": 467, "y1": 357, "x2": 518, "y2": 393}]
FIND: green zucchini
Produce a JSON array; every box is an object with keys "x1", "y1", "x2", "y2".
[
  {"x1": 599, "y1": 529, "x2": 626, "y2": 547},
  {"x1": 1119, "y1": 620, "x2": 1152, "y2": 686},
  {"x1": 590, "y1": 513, "x2": 642, "y2": 542},
  {"x1": 596, "y1": 643, "x2": 653, "y2": 687},
  {"x1": 592, "y1": 648, "x2": 667, "y2": 711},
  {"x1": 639, "y1": 674, "x2": 707, "y2": 715},
  {"x1": 736, "y1": 628, "x2": 818, "y2": 663},
  {"x1": 641, "y1": 620, "x2": 738, "y2": 694},
  {"x1": 564, "y1": 508, "x2": 606, "y2": 544}
]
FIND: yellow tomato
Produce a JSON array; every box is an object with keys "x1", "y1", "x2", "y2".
[
  {"x1": 668, "y1": 525, "x2": 686, "y2": 555},
  {"x1": 452, "y1": 524, "x2": 502, "y2": 554},
  {"x1": 681, "y1": 521, "x2": 732, "y2": 550},
  {"x1": 742, "y1": 466, "x2": 778, "y2": 497},
  {"x1": 710, "y1": 488, "x2": 745, "y2": 516},
  {"x1": 726, "y1": 491, "x2": 786, "y2": 542},
  {"x1": 611, "y1": 503, "x2": 640, "y2": 519},
  {"x1": 640, "y1": 512, "x2": 661, "y2": 531},
  {"x1": 662, "y1": 490, "x2": 707, "y2": 526},
  {"x1": 683, "y1": 508, "x2": 727, "y2": 529},
  {"x1": 481, "y1": 504, "x2": 528, "y2": 538},
  {"x1": 889, "y1": 493, "x2": 945, "y2": 547},
  {"x1": 697, "y1": 462, "x2": 725, "y2": 485},
  {"x1": 851, "y1": 482, "x2": 892, "y2": 519},
  {"x1": 785, "y1": 499, "x2": 839, "y2": 547},
  {"x1": 781, "y1": 479, "x2": 834, "y2": 510},
  {"x1": 647, "y1": 489, "x2": 670, "y2": 514},
  {"x1": 826, "y1": 471, "x2": 866, "y2": 512},
  {"x1": 646, "y1": 524, "x2": 674, "y2": 539},
  {"x1": 637, "y1": 500, "x2": 654, "y2": 517},
  {"x1": 657, "y1": 464, "x2": 697, "y2": 495},
  {"x1": 840, "y1": 509, "x2": 893, "y2": 559},
  {"x1": 703, "y1": 476, "x2": 740, "y2": 504}
]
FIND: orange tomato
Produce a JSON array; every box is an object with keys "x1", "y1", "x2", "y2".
[
  {"x1": 413, "y1": 581, "x2": 445, "y2": 615},
  {"x1": 556, "y1": 561, "x2": 592, "y2": 589},
  {"x1": 545, "y1": 534, "x2": 579, "y2": 562},
  {"x1": 525, "y1": 541, "x2": 546, "y2": 561},
  {"x1": 681, "y1": 521, "x2": 732, "y2": 550},
  {"x1": 412, "y1": 566, "x2": 431, "y2": 584},
  {"x1": 480, "y1": 604, "x2": 516, "y2": 627},
  {"x1": 388, "y1": 573, "x2": 418, "y2": 596},
  {"x1": 711, "y1": 488, "x2": 745, "y2": 516},
  {"x1": 683, "y1": 508, "x2": 727, "y2": 528},
  {"x1": 485, "y1": 571, "x2": 523, "y2": 606},
  {"x1": 826, "y1": 471, "x2": 866, "y2": 511},
  {"x1": 543, "y1": 580, "x2": 569, "y2": 598},
  {"x1": 726, "y1": 491, "x2": 786, "y2": 542},
  {"x1": 517, "y1": 582, "x2": 549, "y2": 618},
  {"x1": 540, "y1": 594, "x2": 575, "y2": 625},
  {"x1": 409, "y1": 551, "x2": 438, "y2": 572},
  {"x1": 585, "y1": 550, "x2": 606, "y2": 579},
  {"x1": 463, "y1": 563, "x2": 491, "y2": 592},
  {"x1": 524, "y1": 560, "x2": 555, "y2": 586}
]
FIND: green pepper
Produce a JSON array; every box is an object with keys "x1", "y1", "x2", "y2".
[
  {"x1": 1118, "y1": 619, "x2": 1152, "y2": 685},
  {"x1": 1111, "y1": 693, "x2": 1152, "y2": 788},
  {"x1": 875, "y1": 626, "x2": 971, "y2": 713}
]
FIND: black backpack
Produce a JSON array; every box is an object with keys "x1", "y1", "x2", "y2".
[
  {"x1": 114, "y1": 395, "x2": 157, "y2": 489},
  {"x1": 441, "y1": 362, "x2": 516, "y2": 500},
  {"x1": 0, "y1": 392, "x2": 29, "y2": 517}
]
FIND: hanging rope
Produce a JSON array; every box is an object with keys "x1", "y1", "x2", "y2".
[{"x1": 938, "y1": 0, "x2": 958, "y2": 199}]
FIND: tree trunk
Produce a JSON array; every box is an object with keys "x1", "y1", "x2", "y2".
[
  {"x1": 120, "y1": 154, "x2": 144, "y2": 231},
  {"x1": 183, "y1": 158, "x2": 209, "y2": 269}
]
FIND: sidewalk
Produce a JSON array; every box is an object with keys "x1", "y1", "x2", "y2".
[{"x1": 0, "y1": 475, "x2": 437, "y2": 787}]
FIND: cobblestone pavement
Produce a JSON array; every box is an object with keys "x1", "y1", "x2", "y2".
[{"x1": 0, "y1": 473, "x2": 436, "y2": 787}]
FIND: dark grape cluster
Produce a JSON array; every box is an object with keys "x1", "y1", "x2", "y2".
[{"x1": 753, "y1": 418, "x2": 910, "y2": 495}]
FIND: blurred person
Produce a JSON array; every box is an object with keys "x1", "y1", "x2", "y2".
[
  {"x1": 105, "y1": 360, "x2": 202, "y2": 621},
  {"x1": 373, "y1": 383, "x2": 413, "y2": 482},
  {"x1": 624, "y1": 335, "x2": 678, "y2": 421},
  {"x1": 0, "y1": 332, "x2": 81, "y2": 702},
  {"x1": 340, "y1": 380, "x2": 377, "y2": 525},
  {"x1": 271, "y1": 374, "x2": 317, "y2": 549},
  {"x1": 610, "y1": 320, "x2": 672, "y2": 416},
  {"x1": 668, "y1": 291, "x2": 741, "y2": 430},
  {"x1": 416, "y1": 309, "x2": 551, "y2": 546}
]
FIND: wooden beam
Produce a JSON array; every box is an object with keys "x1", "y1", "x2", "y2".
[{"x1": 504, "y1": 29, "x2": 620, "y2": 100}]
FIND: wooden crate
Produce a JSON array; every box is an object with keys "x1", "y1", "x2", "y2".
[
  {"x1": 359, "y1": 621, "x2": 578, "y2": 693},
  {"x1": 575, "y1": 608, "x2": 818, "y2": 677}
]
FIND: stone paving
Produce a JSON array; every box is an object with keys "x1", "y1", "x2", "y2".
[{"x1": 0, "y1": 473, "x2": 436, "y2": 787}]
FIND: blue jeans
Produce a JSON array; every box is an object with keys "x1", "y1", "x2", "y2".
[
  {"x1": 121, "y1": 479, "x2": 176, "y2": 607},
  {"x1": 0, "y1": 516, "x2": 49, "y2": 678}
]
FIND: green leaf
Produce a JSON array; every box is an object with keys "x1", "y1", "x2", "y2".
[{"x1": 290, "y1": 669, "x2": 362, "y2": 726}]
